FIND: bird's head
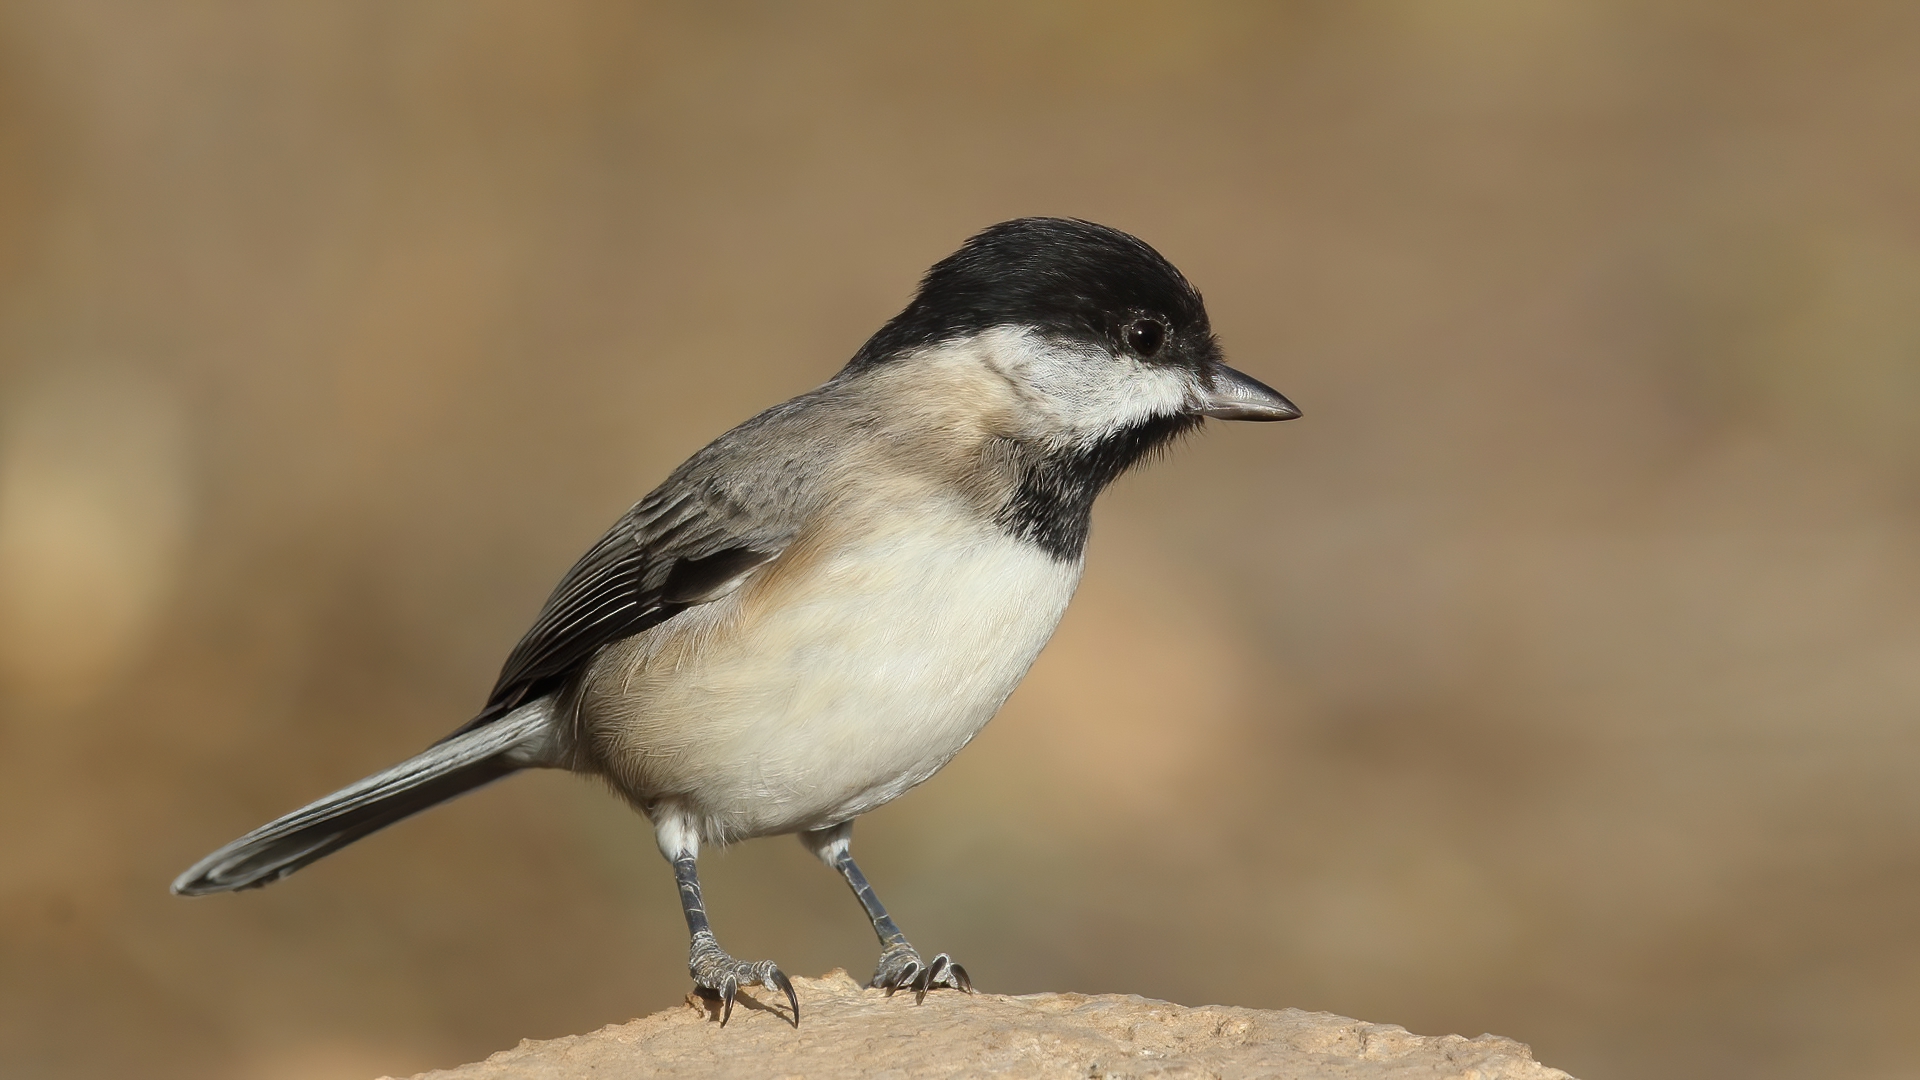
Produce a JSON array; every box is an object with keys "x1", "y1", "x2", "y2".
[{"x1": 846, "y1": 217, "x2": 1298, "y2": 450}]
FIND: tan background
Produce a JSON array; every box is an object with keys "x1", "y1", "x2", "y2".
[{"x1": 2, "y1": 4, "x2": 1918, "y2": 1078}]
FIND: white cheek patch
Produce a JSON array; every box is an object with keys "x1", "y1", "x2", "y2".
[{"x1": 968, "y1": 326, "x2": 1195, "y2": 444}]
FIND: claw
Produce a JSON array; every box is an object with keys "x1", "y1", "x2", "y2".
[
  {"x1": 873, "y1": 946, "x2": 969, "y2": 1000},
  {"x1": 882, "y1": 959, "x2": 918, "y2": 997},
  {"x1": 689, "y1": 935, "x2": 799, "y2": 1028},
  {"x1": 770, "y1": 967, "x2": 800, "y2": 1027}
]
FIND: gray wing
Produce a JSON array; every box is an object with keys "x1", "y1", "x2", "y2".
[{"x1": 449, "y1": 411, "x2": 827, "y2": 738}]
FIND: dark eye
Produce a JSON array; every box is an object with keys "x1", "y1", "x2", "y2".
[{"x1": 1125, "y1": 318, "x2": 1167, "y2": 358}]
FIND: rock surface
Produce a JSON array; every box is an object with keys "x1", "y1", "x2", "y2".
[{"x1": 392, "y1": 970, "x2": 1575, "y2": 1079}]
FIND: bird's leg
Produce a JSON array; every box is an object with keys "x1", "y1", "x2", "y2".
[
  {"x1": 800, "y1": 823, "x2": 971, "y2": 1001},
  {"x1": 838, "y1": 851, "x2": 971, "y2": 999},
  {"x1": 671, "y1": 851, "x2": 799, "y2": 1026}
]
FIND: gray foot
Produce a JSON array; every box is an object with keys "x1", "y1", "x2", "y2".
[
  {"x1": 690, "y1": 930, "x2": 798, "y2": 1026},
  {"x1": 872, "y1": 942, "x2": 971, "y2": 1002}
]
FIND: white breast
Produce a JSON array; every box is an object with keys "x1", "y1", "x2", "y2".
[{"x1": 582, "y1": 501, "x2": 1080, "y2": 845}]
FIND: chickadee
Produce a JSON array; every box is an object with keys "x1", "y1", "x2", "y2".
[{"x1": 174, "y1": 217, "x2": 1298, "y2": 1025}]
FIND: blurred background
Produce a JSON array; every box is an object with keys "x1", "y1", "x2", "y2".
[{"x1": 2, "y1": 3, "x2": 1917, "y2": 1078}]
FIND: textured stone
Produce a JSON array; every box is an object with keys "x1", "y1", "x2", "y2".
[{"x1": 393, "y1": 970, "x2": 1575, "y2": 1079}]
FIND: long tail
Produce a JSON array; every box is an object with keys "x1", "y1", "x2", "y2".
[{"x1": 172, "y1": 701, "x2": 554, "y2": 896}]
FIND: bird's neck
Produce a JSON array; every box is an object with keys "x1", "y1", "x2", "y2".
[{"x1": 990, "y1": 414, "x2": 1200, "y2": 562}]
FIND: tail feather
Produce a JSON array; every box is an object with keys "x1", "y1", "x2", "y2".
[{"x1": 172, "y1": 702, "x2": 554, "y2": 896}]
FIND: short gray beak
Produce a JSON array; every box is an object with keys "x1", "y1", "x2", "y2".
[{"x1": 1197, "y1": 363, "x2": 1301, "y2": 421}]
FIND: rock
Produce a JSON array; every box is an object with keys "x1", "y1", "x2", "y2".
[{"x1": 390, "y1": 970, "x2": 1575, "y2": 1079}]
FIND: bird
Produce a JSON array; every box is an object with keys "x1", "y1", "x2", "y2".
[{"x1": 172, "y1": 217, "x2": 1299, "y2": 1026}]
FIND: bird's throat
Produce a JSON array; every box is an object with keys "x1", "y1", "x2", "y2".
[{"x1": 992, "y1": 413, "x2": 1201, "y2": 561}]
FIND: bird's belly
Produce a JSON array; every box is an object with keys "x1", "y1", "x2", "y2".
[{"x1": 581, "y1": 521, "x2": 1079, "y2": 842}]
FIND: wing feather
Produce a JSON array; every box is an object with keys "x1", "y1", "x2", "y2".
[
  {"x1": 440, "y1": 390, "x2": 829, "y2": 739},
  {"x1": 447, "y1": 481, "x2": 796, "y2": 738}
]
